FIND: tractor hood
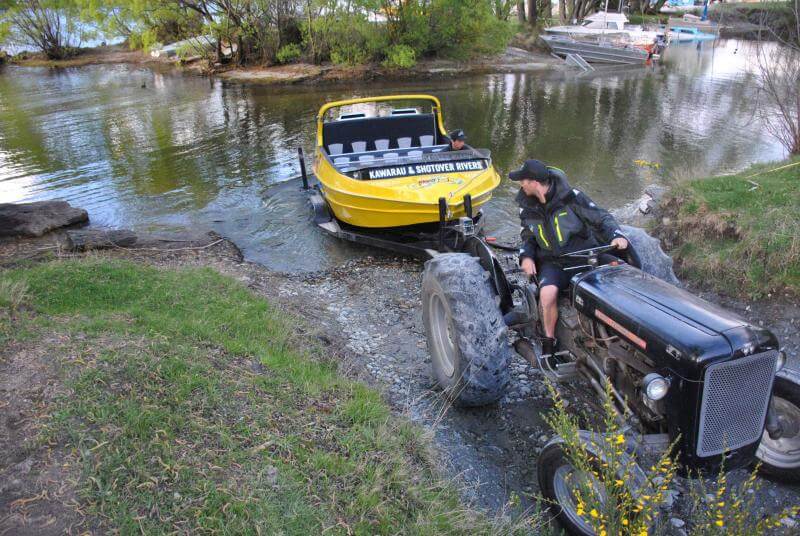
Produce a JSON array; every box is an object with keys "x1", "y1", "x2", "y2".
[{"x1": 572, "y1": 265, "x2": 773, "y2": 375}]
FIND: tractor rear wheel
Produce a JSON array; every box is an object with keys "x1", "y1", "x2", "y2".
[{"x1": 422, "y1": 253, "x2": 511, "y2": 407}]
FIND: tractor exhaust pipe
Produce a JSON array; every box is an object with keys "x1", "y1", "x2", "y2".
[{"x1": 438, "y1": 197, "x2": 447, "y2": 251}]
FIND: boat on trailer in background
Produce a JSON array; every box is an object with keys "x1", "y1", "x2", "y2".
[{"x1": 541, "y1": 34, "x2": 658, "y2": 65}]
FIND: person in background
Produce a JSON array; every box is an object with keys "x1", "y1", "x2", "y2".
[{"x1": 447, "y1": 129, "x2": 467, "y2": 151}]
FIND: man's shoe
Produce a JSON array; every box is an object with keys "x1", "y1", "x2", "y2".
[{"x1": 541, "y1": 337, "x2": 556, "y2": 358}]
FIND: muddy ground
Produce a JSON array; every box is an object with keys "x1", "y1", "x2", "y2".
[{"x1": 2, "y1": 231, "x2": 800, "y2": 532}]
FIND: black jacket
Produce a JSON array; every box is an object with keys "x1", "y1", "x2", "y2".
[{"x1": 518, "y1": 168, "x2": 623, "y2": 265}]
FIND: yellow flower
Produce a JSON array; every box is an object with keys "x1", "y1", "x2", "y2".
[
  {"x1": 615, "y1": 434, "x2": 625, "y2": 445},
  {"x1": 622, "y1": 518, "x2": 629, "y2": 526},
  {"x1": 600, "y1": 530, "x2": 607, "y2": 536},
  {"x1": 590, "y1": 509, "x2": 599, "y2": 518},
  {"x1": 615, "y1": 480, "x2": 624, "y2": 486},
  {"x1": 715, "y1": 520, "x2": 724, "y2": 527},
  {"x1": 717, "y1": 501, "x2": 725, "y2": 507}
]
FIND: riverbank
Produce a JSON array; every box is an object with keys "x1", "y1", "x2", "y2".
[
  {"x1": 4, "y1": 43, "x2": 560, "y2": 84},
  {"x1": 654, "y1": 158, "x2": 800, "y2": 299},
  {"x1": 3, "y1": 213, "x2": 799, "y2": 532},
  {"x1": 0, "y1": 247, "x2": 537, "y2": 534},
  {"x1": 5, "y1": 45, "x2": 159, "y2": 68}
]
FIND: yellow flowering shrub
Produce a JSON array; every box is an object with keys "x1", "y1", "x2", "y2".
[{"x1": 543, "y1": 381, "x2": 800, "y2": 535}]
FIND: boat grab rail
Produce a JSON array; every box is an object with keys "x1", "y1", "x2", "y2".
[
  {"x1": 327, "y1": 144, "x2": 450, "y2": 159},
  {"x1": 316, "y1": 94, "x2": 448, "y2": 146}
]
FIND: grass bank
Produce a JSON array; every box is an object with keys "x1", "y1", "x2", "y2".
[
  {"x1": 0, "y1": 258, "x2": 520, "y2": 534},
  {"x1": 656, "y1": 159, "x2": 800, "y2": 298}
]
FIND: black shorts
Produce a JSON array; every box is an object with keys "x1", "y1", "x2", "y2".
[{"x1": 538, "y1": 262, "x2": 572, "y2": 290}]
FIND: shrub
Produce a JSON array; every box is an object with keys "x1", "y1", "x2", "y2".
[
  {"x1": 388, "y1": 0, "x2": 514, "y2": 59},
  {"x1": 0, "y1": 278, "x2": 28, "y2": 313},
  {"x1": 128, "y1": 28, "x2": 159, "y2": 52},
  {"x1": 304, "y1": 13, "x2": 383, "y2": 65},
  {"x1": 382, "y1": 44, "x2": 416, "y2": 69},
  {"x1": 276, "y1": 42, "x2": 302, "y2": 64},
  {"x1": 544, "y1": 381, "x2": 800, "y2": 534}
]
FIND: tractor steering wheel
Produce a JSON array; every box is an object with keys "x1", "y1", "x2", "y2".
[{"x1": 559, "y1": 244, "x2": 619, "y2": 271}]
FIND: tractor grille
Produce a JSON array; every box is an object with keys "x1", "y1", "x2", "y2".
[{"x1": 696, "y1": 351, "x2": 777, "y2": 457}]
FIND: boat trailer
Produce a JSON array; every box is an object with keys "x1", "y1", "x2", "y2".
[{"x1": 298, "y1": 147, "x2": 516, "y2": 311}]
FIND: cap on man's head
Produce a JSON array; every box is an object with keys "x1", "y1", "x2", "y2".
[
  {"x1": 449, "y1": 129, "x2": 466, "y2": 141},
  {"x1": 509, "y1": 159, "x2": 550, "y2": 182}
]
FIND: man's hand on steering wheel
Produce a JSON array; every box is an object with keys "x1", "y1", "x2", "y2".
[{"x1": 611, "y1": 237, "x2": 629, "y2": 250}]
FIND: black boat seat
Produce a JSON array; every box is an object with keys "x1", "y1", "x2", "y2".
[{"x1": 322, "y1": 113, "x2": 444, "y2": 154}]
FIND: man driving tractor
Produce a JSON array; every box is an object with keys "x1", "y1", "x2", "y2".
[{"x1": 510, "y1": 159, "x2": 628, "y2": 358}]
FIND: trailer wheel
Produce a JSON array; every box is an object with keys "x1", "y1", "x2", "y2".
[
  {"x1": 756, "y1": 371, "x2": 800, "y2": 483},
  {"x1": 422, "y1": 253, "x2": 511, "y2": 406}
]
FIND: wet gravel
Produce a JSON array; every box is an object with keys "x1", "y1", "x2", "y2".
[{"x1": 224, "y1": 248, "x2": 800, "y2": 526}]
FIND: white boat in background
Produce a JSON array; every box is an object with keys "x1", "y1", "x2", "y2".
[
  {"x1": 541, "y1": 34, "x2": 653, "y2": 65},
  {"x1": 545, "y1": 12, "x2": 664, "y2": 46}
]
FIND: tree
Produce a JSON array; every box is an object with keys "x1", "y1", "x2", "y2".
[
  {"x1": 1, "y1": 0, "x2": 82, "y2": 59},
  {"x1": 490, "y1": 0, "x2": 515, "y2": 20},
  {"x1": 756, "y1": 0, "x2": 800, "y2": 155},
  {"x1": 526, "y1": 0, "x2": 536, "y2": 26},
  {"x1": 559, "y1": 0, "x2": 601, "y2": 24}
]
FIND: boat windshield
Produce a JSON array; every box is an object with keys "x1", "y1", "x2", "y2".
[{"x1": 324, "y1": 101, "x2": 437, "y2": 123}]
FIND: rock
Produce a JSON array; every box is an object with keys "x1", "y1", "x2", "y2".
[
  {"x1": 481, "y1": 445, "x2": 505, "y2": 456},
  {"x1": 669, "y1": 517, "x2": 686, "y2": 528},
  {"x1": 66, "y1": 229, "x2": 138, "y2": 251},
  {"x1": 0, "y1": 201, "x2": 88, "y2": 237},
  {"x1": 11, "y1": 457, "x2": 34, "y2": 475},
  {"x1": 644, "y1": 185, "x2": 667, "y2": 201},
  {"x1": 265, "y1": 465, "x2": 278, "y2": 486},
  {"x1": 620, "y1": 225, "x2": 680, "y2": 285}
]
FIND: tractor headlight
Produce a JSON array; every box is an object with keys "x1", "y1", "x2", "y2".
[
  {"x1": 643, "y1": 373, "x2": 670, "y2": 401},
  {"x1": 776, "y1": 351, "x2": 787, "y2": 373}
]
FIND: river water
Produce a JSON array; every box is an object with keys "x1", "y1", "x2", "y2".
[{"x1": 0, "y1": 39, "x2": 787, "y2": 271}]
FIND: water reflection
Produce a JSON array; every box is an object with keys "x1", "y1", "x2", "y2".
[{"x1": 0, "y1": 39, "x2": 787, "y2": 271}]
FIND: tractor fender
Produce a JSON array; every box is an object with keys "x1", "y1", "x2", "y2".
[{"x1": 463, "y1": 236, "x2": 514, "y2": 314}]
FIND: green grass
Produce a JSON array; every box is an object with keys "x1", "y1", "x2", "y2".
[
  {"x1": 665, "y1": 158, "x2": 800, "y2": 297},
  {"x1": 1, "y1": 258, "x2": 523, "y2": 534}
]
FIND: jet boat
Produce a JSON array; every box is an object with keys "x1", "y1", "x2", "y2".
[{"x1": 312, "y1": 95, "x2": 501, "y2": 229}]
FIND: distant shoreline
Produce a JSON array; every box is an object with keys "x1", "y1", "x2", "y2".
[{"x1": 3, "y1": 44, "x2": 562, "y2": 85}]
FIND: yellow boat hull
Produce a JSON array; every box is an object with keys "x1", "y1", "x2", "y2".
[{"x1": 313, "y1": 152, "x2": 501, "y2": 228}]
